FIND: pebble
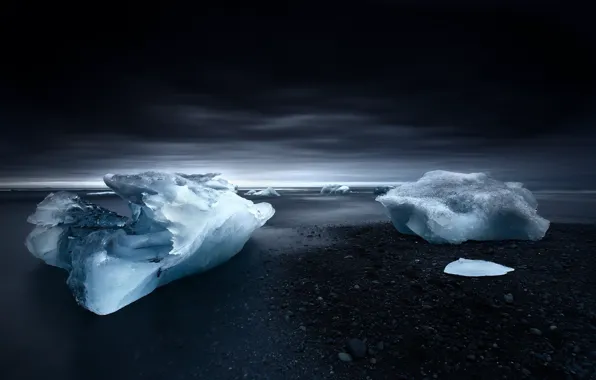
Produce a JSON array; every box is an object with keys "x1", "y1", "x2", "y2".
[
  {"x1": 529, "y1": 328, "x2": 542, "y2": 336},
  {"x1": 521, "y1": 368, "x2": 531, "y2": 376},
  {"x1": 347, "y1": 338, "x2": 367, "y2": 359},
  {"x1": 338, "y1": 352, "x2": 352, "y2": 362},
  {"x1": 549, "y1": 325, "x2": 557, "y2": 331},
  {"x1": 354, "y1": 285, "x2": 361, "y2": 290},
  {"x1": 504, "y1": 293, "x2": 514, "y2": 304},
  {"x1": 370, "y1": 358, "x2": 377, "y2": 364}
]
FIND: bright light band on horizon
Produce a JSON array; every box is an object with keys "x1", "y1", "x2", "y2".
[{"x1": 0, "y1": 180, "x2": 404, "y2": 189}]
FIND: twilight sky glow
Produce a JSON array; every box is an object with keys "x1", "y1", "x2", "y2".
[{"x1": 1, "y1": 2, "x2": 595, "y2": 189}]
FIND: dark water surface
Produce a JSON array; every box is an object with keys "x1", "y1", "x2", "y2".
[{"x1": 1, "y1": 189, "x2": 595, "y2": 379}]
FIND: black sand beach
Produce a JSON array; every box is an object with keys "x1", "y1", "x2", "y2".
[
  {"x1": 1, "y1": 191, "x2": 596, "y2": 379},
  {"x1": 272, "y1": 222, "x2": 596, "y2": 380}
]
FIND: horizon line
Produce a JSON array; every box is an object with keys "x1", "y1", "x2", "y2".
[
  {"x1": 0, "y1": 181, "x2": 401, "y2": 190},
  {"x1": 2, "y1": 185, "x2": 596, "y2": 195}
]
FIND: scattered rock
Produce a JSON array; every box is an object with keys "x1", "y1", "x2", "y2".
[
  {"x1": 504, "y1": 293, "x2": 514, "y2": 304},
  {"x1": 346, "y1": 338, "x2": 367, "y2": 359},
  {"x1": 521, "y1": 368, "x2": 531, "y2": 376},
  {"x1": 338, "y1": 352, "x2": 352, "y2": 362},
  {"x1": 573, "y1": 345, "x2": 581, "y2": 353},
  {"x1": 529, "y1": 328, "x2": 542, "y2": 336}
]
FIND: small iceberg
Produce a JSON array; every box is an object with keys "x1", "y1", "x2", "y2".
[
  {"x1": 320, "y1": 184, "x2": 350, "y2": 195},
  {"x1": 245, "y1": 187, "x2": 281, "y2": 197},
  {"x1": 444, "y1": 258, "x2": 514, "y2": 277}
]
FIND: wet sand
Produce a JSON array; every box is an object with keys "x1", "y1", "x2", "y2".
[{"x1": 273, "y1": 222, "x2": 596, "y2": 379}]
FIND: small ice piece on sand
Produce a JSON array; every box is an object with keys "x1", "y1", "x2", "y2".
[{"x1": 444, "y1": 258, "x2": 514, "y2": 277}]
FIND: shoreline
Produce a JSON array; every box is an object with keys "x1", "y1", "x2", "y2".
[{"x1": 268, "y1": 222, "x2": 596, "y2": 379}]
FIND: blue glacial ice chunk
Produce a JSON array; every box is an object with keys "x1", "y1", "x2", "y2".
[
  {"x1": 376, "y1": 170, "x2": 550, "y2": 244},
  {"x1": 320, "y1": 184, "x2": 350, "y2": 195},
  {"x1": 244, "y1": 187, "x2": 281, "y2": 197},
  {"x1": 444, "y1": 258, "x2": 514, "y2": 277},
  {"x1": 25, "y1": 172, "x2": 274, "y2": 315}
]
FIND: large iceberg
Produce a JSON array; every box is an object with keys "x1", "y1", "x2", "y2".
[
  {"x1": 320, "y1": 184, "x2": 350, "y2": 195},
  {"x1": 245, "y1": 187, "x2": 281, "y2": 197},
  {"x1": 376, "y1": 170, "x2": 549, "y2": 244},
  {"x1": 25, "y1": 172, "x2": 274, "y2": 315}
]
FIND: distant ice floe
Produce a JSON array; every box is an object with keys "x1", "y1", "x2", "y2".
[
  {"x1": 444, "y1": 258, "x2": 514, "y2": 277},
  {"x1": 376, "y1": 170, "x2": 550, "y2": 244},
  {"x1": 245, "y1": 187, "x2": 281, "y2": 197},
  {"x1": 177, "y1": 173, "x2": 238, "y2": 192},
  {"x1": 320, "y1": 184, "x2": 350, "y2": 195},
  {"x1": 86, "y1": 191, "x2": 116, "y2": 196}
]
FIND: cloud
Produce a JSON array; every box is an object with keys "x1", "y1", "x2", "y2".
[{"x1": 1, "y1": 3, "x2": 595, "y2": 188}]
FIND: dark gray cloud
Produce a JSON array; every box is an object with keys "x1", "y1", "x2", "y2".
[{"x1": 1, "y1": 2, "x2": 595, "y2": 188}]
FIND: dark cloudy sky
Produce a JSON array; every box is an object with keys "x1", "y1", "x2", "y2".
[{"x1": 0, "y1": 1, "x2": 595, "y2": 188}]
